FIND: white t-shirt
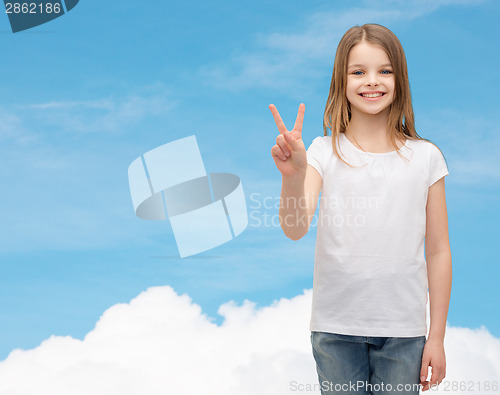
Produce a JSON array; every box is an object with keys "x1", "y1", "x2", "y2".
[{"x1": 306, "y1": 132, "x2": 449, "y2": 337}]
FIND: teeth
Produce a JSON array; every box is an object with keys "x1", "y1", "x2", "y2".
[{"x1": 361, "y1": 93, "x2": 384, "y2": 98}]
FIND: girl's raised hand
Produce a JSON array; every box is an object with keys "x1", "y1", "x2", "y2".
[{"x1": 269, "y1": 103, "x2": 307, "y2": 179}]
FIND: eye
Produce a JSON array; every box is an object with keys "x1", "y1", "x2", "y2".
[
  {"x1": 381, "y1": 70, "x2": 393, "y2": 75},
  {"x1": 353, "y1": 70, "x2": 363, "y2": 76}
]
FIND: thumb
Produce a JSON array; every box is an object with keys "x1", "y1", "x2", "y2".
[{"x1": 420, "y1": 355, "x2": 430, "y2": 383}]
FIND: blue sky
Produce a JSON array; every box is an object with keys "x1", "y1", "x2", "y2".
[{"x1": 0, "y1": 0, "x2": 499, "y2": 361}]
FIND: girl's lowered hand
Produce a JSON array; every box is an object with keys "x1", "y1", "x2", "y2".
[
  {"x1": 419, "y1": 338, "x2": 446, "y2": 391},
  {"x1": 269, "y1": 103, "x2": 307, "y2": 179}
]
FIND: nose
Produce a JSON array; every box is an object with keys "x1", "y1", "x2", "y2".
[{"x1": 365, "y1": 72, "x2": 380, "y2": 87}]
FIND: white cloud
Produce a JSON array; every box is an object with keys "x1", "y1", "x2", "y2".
[
  {"x1": 17, "y1": 89, "x2": 176, "y2": 134},
  {"x1": 0, "y1": 106, "x2": 38, "y2": 145},
  {"x1": 0, "y1": 286, "x2": 498, "y2": 395}
]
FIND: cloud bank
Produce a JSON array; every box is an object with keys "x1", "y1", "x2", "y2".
[{"x1": 0, "y1": 286, "x2": 498, "y2": 395}]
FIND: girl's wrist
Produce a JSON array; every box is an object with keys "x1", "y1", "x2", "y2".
[
  {"x1": 282, "y1": 171, "x2": 306, "y2": 186},
  {"x1": 427, "y1": 332, "x2": 445, "y2": 343}
]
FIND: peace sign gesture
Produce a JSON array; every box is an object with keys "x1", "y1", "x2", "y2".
[{"x1": 269, "y1": 103, "x2": 307, "y2": 179}]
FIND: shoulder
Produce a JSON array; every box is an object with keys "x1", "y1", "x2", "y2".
[
  {"x1": 306, "y1": 135, "x2": 333, "y2": 151},
  {"x1": 406, "y1": 137, "x2": 446, "y2": 158}
]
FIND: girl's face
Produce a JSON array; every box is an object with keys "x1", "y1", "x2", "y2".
[{"x1": 346, "y1": 41, "x2": 395, "y2": 117}]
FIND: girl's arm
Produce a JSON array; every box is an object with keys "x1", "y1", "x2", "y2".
[
  {"x1": 426, "y1": 177, "x2": 452, "y2": 342},
  {"x1": 269, "y1": 103, "x2": 322, "y2": 240},
  {"x1": 280, "y1": 165, "x2": 322, "y2": 241},
  {"x1": 420, "y1": 177, "x2": 452, "y2": 391}
]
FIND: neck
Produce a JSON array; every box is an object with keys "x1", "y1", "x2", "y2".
[{"x1": 345, "y1": 107, "x2": 391, "y2": 145}]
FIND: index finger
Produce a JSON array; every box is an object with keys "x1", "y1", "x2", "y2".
[
  {"x1": 269, "y1": 104, "x2": 288, "y2": 134},
  {"x1": 292, "y1": 103, "x2": 305, "y2": 134}
]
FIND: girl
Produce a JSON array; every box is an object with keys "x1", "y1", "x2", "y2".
[{"x1": 269, "y1": 24, "x2": 451, "y2": 394}]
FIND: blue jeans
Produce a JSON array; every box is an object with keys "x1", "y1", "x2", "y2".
[{"x1": 311, "y1": 331, "x2": 426, "y2": 395}]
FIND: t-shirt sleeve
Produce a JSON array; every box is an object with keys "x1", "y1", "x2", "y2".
[
  {"x1": 306, "y1": 136, "x2": 326, "y2": 179},
  {"x1": 428, "y1": 143, "x2": 449, "y2": 187}
]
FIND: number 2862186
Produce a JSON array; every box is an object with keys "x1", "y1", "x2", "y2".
[{"x1": 5, "y1": 2, "x2": 63, "y2": 14}]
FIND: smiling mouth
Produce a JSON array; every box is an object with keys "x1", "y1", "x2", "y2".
[{"x1": 359, "y1": 93, "x2": 386, "y2": 98}]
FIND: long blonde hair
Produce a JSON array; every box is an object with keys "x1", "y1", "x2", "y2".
[{"x1": 324, "y1": 23, "x2": 428, "y2": 166}]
